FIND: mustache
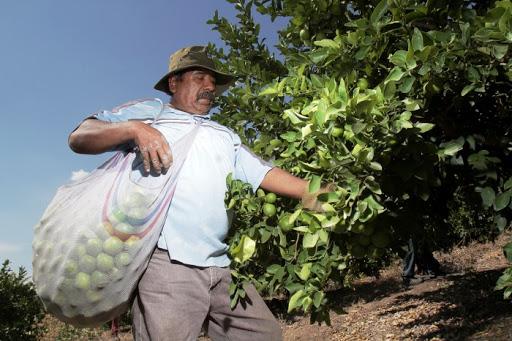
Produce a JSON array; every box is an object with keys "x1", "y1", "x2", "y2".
[{"x1": 197, "y1": 91, "x2": 215, "y2": 101}]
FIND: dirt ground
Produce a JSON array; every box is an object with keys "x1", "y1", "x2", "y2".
[{"x1": 41, "y1": 232, "x2": 512, "y2": 340}]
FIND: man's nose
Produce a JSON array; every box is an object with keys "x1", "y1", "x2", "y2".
[{"x1": 203, "y1": 76, "x2": 216, "y2": 91}]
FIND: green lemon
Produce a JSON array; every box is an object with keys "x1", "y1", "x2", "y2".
[
  {"x1": 124, "y1": 236, "x2": 141, "y2": 255},
  {"x1": 103, "y1": 236, "x2": 124, "y2": 256},
  {"x1": 64, "y1": 260, "x2": 78, "y2": 277},
  {"x1": 91, "y1": 270, "x2": 109, "y2": 288},
  {"x1": 78, "y1": 255, "x2": 97, "y2": 273},
  {"x1": 331, "y1": 127, "x2": 343, "y2": 137},
  {"x1": 357, "y1": 78, "x2": 369, "y2": 90},
  {"x1": 86, "y1": 238, "x2": 103, "y2": 257},
  {"x1": 357, "y1": 234, "x2": 371, "y2": 246},
  {"x1": 114, "y1": 222, "x2": 136, "y2": 235},
  {"x1": 71, "y1": 245, "x2": 87, "y2": 260},
  {"x1": 265, "y1": 193, "x2": 277, "y2": 204},
  {"x1": 299, "y1": 28, "x2": 310, "y2": 41},
  {"x1": 86, "y1": 290, "x2": 102, "y2": 303},
  {"x1": 74, "y1": 272, "x2": 91, "y2": 290},
  {"x1": 115, "y1": 252, "x2": 132, "y2": 268},
  {"x1": 278, "y1": 213, "x2": 294, "y2": 232},
  {"x1": 108, "y1": 209, "x2": 126, "y2": 225},
  {"x1": 361, "y1": 224, "x2": 375, "y2": 236},
  {"x1": 96, "y1": 253, "x2": 114, "y2": 273},
  {"x1": 263, "y1": 203, "x2": 277, "y2": 217},
  {"x1": 350, "y1": 244, "x2": 365, "y2": 259},
  {"x1": 315, "y1": 32, "x2": 326, "y2": 40},
  {"x1": 371, "y1": 231, "x2": 390, "y2": 248},
  {"x1": 256, "y1": 189, "x2": 266, "y2": 198}
]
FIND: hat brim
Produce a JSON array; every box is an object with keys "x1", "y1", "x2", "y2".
[{"x1": 154, "y1": 65, "x2": 236, "y2": 96}]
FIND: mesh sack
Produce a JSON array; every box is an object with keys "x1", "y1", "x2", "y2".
[{"x1": 32, "y1": 120, "x2": 198, "y2": 327}]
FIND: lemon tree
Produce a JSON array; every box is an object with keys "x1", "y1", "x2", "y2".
[{"x1": 211, "y1": 0, "x2": 512, "y2": 322}]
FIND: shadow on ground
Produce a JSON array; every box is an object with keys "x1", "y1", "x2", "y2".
[
  {"x1": 267, "y1": 267, "x2": 512, "y2": 340},
  {"x1": 383, "y1": 268, "x2": 512, "y2": 340}
]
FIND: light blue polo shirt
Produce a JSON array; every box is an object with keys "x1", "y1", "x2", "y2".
[{"x1": 92, "y1": 98, "x2": 273, "y2": 267}]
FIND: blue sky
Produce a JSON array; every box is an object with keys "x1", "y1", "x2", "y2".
[{"x1": 0, "y1": 0, "x2": 286, "y2": 273}]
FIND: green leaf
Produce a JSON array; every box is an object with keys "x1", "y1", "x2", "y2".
[
  {"x1": 492, "y1": 44, "x2": 509, "y2": 59},
  {"x1": 385, "y1": 67, "x2": 405, "y2": 83},
  {"x1": 318, "y1": 191, "x2": 340, "y2": 203},
  {"x1": 301, "y1": 124, "x2": 313, "y2": 139},
  {"x1": 438, "y1": 137, "x2": 465, "y2": 157},
  {"x1": 313, "y1": 291, "x2": 325, "y2": 308},
  {"x1": 260, "y1": 229, "x2": 271, "y2": 243},
  {"x1": 370, "y1": 0, "x2": 388, "y2": 25},
  {"x1": 309, "y1": 175, "x2": 322, "y2": 193},
  {"x1": 259, "y1": 84, "x2": 278, "y2": 96},
  {"x1": 415, "y1": 122, "x2": 435, "y2": 133},
  {"x1": 504, "y1": 287, "x2": 512, "y2": 300},
  {"x1": 311, "y1": 74, "x2": 323, "y2": 88},
  {"x1": 314, "y1": 39, "x2": 340, "y2": 49},
  {"x1": 338, "y1": 78, "x2": 348, "y2": 103},
  {"x1": 297, "y1": 263, "x2": 312, "y2": 281},
  {"x1": 389, "y1": 50, "x2": 407, "y2": 66},
  {"x1": 303, "y1": 232, "x2": 319, "y2": 248},
  {"x1": 267, "y1": 264, "x2": 283, "y2": 275},
  {"x1": 412, "y1": 28, "x2": 424, "y2": 51},
  {"x1": 355, "y1": 46, "x2": 371, "y2": 60},
  {"x1": 495, "y1": 215, "x2": 508, "y2": 231},
  {"x1": 309, "y1": 49, "x2": 330, "y2": 64},
  {"x1": 504, "y1": 177, "x2": 512, "y2": 190},
  {"x1": 495, "y1": 191, "x2": 511, "y2": 211},
  {"x1": 290, "y1": 208, "x2": 302, "y2": 224},
  {"x1": 369, "y1": 162, "x2": 382, "y2": 171},
  {"x1": 481, "y1": 187, "x2": 496, "y2": 208},
  {"x1": 399, "y1": 76, "x2": 415, "y2": 93},
  {"x1": 283, "y1": 109, "x2": 305, "y2": 125},
  {"x1": 288, "y1": 289, "x2": 305, "y2": 313},
  {"x1": 322, "y1": 215, "x2": 341, "y2": 228},
  {"x1": 503, "y1": 242, "x2": 512, "y2": 263},
  {"x1": 230, "y1": 235, "x2": 256, "y2": 263},
  {"x1": 461, "y1": 84, "x2": 476, "y2": 96},
  {"x1": 280, "y1": 131, "x2": 297, "y2": 142},
  {"x1": 302, "y1": 296, "x2": 313, "y2": 312}
]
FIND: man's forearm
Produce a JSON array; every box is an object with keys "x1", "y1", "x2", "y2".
[
  {"x1": 68, "y1": 119, "x2": 136, "y2": 154},
  {"x1": 260, "y1": 168, "x2": 308, "y2": 199}
]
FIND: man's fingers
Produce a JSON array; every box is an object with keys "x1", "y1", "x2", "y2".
[
  {"x1": 141, "y1": 149, "x2": 151, "y2": 173},
  {"x1": 158, "y1": 148, "x2": 173, "y2": 169},
  {"x1": 161, "y1": 141, "x2": 173, "y2": 165},
  {"x1": 148, "y1": 149, "x2": 162, "y2": 174}
]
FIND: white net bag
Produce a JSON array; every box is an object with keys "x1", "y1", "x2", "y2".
[{"x1": 32, "y1": 120, "x2": 198, "y2": 327}]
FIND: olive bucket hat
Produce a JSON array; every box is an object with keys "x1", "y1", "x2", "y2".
[{"x1": 154, "y1": 45, "x2": 236, "y2": 96}]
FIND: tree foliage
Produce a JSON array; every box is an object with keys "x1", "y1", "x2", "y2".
[
  {"x1": 0, "y1": 260, "x2": 45, "y2": 340},
  {"x1": 208, "y1": 0, "x2": 512, "y2": 321}
]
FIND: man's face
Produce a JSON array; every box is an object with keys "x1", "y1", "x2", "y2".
[{"x1": 168, "y1": 68, "x2": 217, "y2": 115}]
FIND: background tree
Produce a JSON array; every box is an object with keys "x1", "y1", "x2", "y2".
[
  {"x1": 208, "y1": 0, "x2": 512, "y2": 322},
  {"x1": 0, "y1": 260, "x2": 45, "y2": 340}
]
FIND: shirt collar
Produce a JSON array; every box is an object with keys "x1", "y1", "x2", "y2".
[{"x1": 164, "y1": 104, "x2": 211, "y2": 120}]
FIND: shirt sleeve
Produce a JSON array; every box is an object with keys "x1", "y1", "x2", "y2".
[
  {"x1": 234, "y1": 143, "x2": 274, "y2": 192},
  {"x1": 91, "y1": 98, "x2": 163, "y2": 122},
  {"x1": 77, "y1": 98, "x2": 163, "y2": 152}
]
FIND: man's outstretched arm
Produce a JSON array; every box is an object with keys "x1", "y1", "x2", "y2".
[
  {"x1": 69, "y1": 119, "x2": 172, "y2": 173},
  {"x1": 260, "y1": 168, "x2": 336, "y2": 211},
  {"x1": 259, "y1": 168, "x2": 308, "y2": 200}
]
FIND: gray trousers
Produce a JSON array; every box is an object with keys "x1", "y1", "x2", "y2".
[{"x1": 132, "y1": 248, "x2": 282, "y2": 341}]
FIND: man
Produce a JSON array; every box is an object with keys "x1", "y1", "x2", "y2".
[{"x1": 69, "y1": 46, "x2": 320, "y2": 340}]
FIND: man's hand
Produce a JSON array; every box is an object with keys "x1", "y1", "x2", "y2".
[
  {"x1": 130, "y1": 121, "x2": 173, "y2": 174},
  {"x1": 301, "y1": 182, "x2": 337, "y2": 212},
  {"x1": 69, "y1": 119, "x2": 172, "y2": 174}
]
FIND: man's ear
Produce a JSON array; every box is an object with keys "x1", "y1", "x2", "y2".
[{"x1": 168, "y1": 76, "x2": 175, "y2": 94}]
